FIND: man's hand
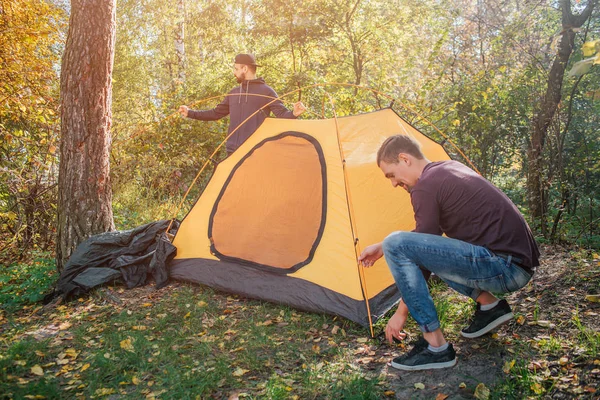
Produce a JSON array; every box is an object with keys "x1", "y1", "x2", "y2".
[
  {"x1": 358, "y1": 243, "x2": 383, "y2": 267},
  {"x1": 385, "y1": 301, "x2": 409, "y2": 344},
  {"x1": 178, "y1": 105, "x2": 189, "y2": 117},
  {"x1": 293, "y1": 102, "x2": 306, "y2": 117}
]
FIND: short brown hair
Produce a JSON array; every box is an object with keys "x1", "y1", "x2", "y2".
[{"x1": 377, "y1": 135, "x2": 424, "y2": 166}]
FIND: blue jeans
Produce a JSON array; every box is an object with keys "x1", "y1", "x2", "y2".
[{"x1": 382, "y1": 231, "x2": 532, "y2": 333}]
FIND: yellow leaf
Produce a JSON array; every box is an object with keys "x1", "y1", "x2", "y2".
[
  {"x1": 197, "y1": 301, "x2": 207, "y2": 307},
  {"x1": 414, "y1": 382, "x2": 425, "y2": 390},
  {"x1": 81, "y1": 363, "x2": 90, "y2": 372},
  {"x1": 459, "y1": 382, "x2": 467, "y2": 389},
  {"x1": 31, "y1": 365, "x2": 44, "y2": 376},
  {"x1": 516, "y1": 315, "x2": 525, "y2": 325},
  {"x1": 184, "y1": 312, "x2": 191, "y2": 319},
  {"x1": 585, "y1": 294, "x2": 600, "y2": 303},
  {"x1": 474, "y1": 383, "x2": 490, "y2": 399},
  {"x1": 559, "y1": 357, "x2": 569, "y2": 365},
  {"x1": 132, "y1": 376, "x2": 140, "y2": 385},
  {"x1": 356, "y1": 337, "x2": 368, "y2": 343},
  {"x1": 65, "y1": 348, "x2": 78, "y2": 359},
  {"x1": 120, "y1": 338, "x2": 135, "y2": 352},
  {"x1": 95, "y1": 388, "x2": 116, "y2": 396},
  {"x1": 232, "y1": 367, "x2": 249, "y2": 377},
  {"x1": 452, "y1": 119, "x2": 461, "y2": 127},
  {"x1": 582, "y1": 40, "x2": 599, "y2": 57},
  {"x1": 384, "y1": 390, "x2": 395, "y2": 396},
  {"x1": 531, "y1": 382, "x2": 544, "y2": 395},
  {"x1": 48, "y1": 145, "x2": 57, "y2": 154},
  {"x1": 503, "y1": 360, "x2": 515, "y2": 374},
  {"x1": 142, "y1": 303, "x2": 152, "y2": 307},
  {"x1": 59, "y1": 322, "x2": 72, "y2": 330}
]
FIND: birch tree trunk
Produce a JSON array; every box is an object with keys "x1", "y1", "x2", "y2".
[
  {"x1": 175, "y1": 0, "x2": 186, "y2": 83},
  {"x1": 56, "y1": 0, "x2": 116, "y2": 271}
]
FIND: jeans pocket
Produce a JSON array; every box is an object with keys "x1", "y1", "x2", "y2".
[
  {"x1": 503, "y1": 265, "x2": 532, "y2": 292},
  {"x1": 467, "y1": 274, "x2": 509, "y2": 293}
]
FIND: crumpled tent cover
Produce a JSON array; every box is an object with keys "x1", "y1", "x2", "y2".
[{"x1": 49, "y1": 220, "x2": 178, "y2": 301}]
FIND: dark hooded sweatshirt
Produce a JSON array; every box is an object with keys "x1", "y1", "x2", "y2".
[{"x1": 187, "y1": 78, "x2": 297, "y2": 154}]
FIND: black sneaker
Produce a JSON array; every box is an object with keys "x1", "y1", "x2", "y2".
[
  {"x1": 390, "y1": 338, "x2": 457, "y2": 371},
  {"x1": 461, "y1": 299, "x2": 513, "y2": 338}
]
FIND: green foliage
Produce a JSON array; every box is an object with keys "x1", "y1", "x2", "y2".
[
  {"x1": 0, "y1": 252, "x2": 56, "y2": 313},
  {"x1": 0, "y1": 0, "x2": 67, "y2": 261},
  {"x1": 2, "y1": 0, "x2": 599, "y2": 249}
]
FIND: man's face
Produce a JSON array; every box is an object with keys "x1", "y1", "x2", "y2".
[
  {"x1": 379, "y1": 156, "x2": 417, "y2": 193},
  {"x1": 233, "y1": 63, "x2": 247, "y2": 83}
]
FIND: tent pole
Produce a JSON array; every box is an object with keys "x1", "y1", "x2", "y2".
[{"x1": 325, "y1": 93, "x2": 376, "y2": 337}]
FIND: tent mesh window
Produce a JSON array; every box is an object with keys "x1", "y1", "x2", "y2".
[{"x1": 209, "y1": 132, "x2": 327, "y2": 273}]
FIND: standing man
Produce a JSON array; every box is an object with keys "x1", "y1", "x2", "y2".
[
  {"x1": 359, "y1": 135, "x2": 539, "y2": 371},
  {"x1": 179, "y1": 53, "x2": 306, "y2": 155}
]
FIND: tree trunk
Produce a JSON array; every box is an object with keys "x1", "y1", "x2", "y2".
[
  {"x1": 527, "y1": 0, "x2": 596, "y2": 236},
  {"x1": 175, "y1": 0, "x2": 186, "y2": 83},
  {"x1": 56, "y1": 0, "x2": 116, "y2": 271}
]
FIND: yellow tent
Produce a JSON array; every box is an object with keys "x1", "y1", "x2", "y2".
[{"x1": 170, "y1": 108, "x2": 450, "y2": 328}]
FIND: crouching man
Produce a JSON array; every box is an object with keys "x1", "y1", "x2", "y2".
[{"x1": 359, "y1": 135, "x2": 539, "y2": 371}]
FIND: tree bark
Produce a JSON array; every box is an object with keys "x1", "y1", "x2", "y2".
[
  {"x1": 527, "y1": 0, "x2": 596, "y2": 236},
  {"x1": 57, "y1": 0, "x2": 116, "y2": 271},
  {"x1": 175, "y1": 0, "x2": 186, "y2": 83}
]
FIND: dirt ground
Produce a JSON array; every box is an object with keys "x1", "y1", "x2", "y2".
[{"x1": 370, "y1": 245, "x2": 600, "y2": 399}]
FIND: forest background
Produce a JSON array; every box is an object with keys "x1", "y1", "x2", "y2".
[
  {"x1": 1, "y1": 1, "x2": 600, "y2": 398},
  {"x1": 1, "y1": 0, "x2": 599, "y2": 262}
]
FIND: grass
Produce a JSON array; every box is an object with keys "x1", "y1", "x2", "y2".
[{"x1": 2, "y1": 248, "x2": 599, "y2": 399}]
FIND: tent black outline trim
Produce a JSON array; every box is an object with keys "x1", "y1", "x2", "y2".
[{"x1": 207, "y1": 131, "x2": 328, "y2": 275}]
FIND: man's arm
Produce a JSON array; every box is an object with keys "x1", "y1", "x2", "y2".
[
  {"x1": 411, "y1": 188, "x2": 443, "y2": 235},
  {"x1": 179, "y1": 96, "x2": 230, "y2": 121},
  {"x1": 266, "y1": 87, "x2": 305, "y2": 119}
]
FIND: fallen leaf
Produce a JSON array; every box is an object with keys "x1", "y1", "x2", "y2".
[
  {"x1": 356, "y1": 337, "x2": 368, "y2": 343},
  {"x1": 95, "y1": 388, "x2": 116, "y2": 396},
  {"x1": 530, "y1": 382, "x2": 544, "y2": 395},
  {"x1": 559, "y1": 357, "x2": 569, "y2": 365},
  {"x1": 65, "y1": 348, "x2": 78, "y2": 359},
  {"x1": 414, "y1": 383, "x2": 425, "y2": 390},
  {"x1": 585, "y1": 294, "x2": 600, "y2": 303},
  {"x1": 132, "y1": 376, "x2": 140, "y2": 385},
  {"x1": 384, "y1": 390, "x2": 395, "y2": 397},
  {"x1": 459, "y1": 382, "x2": 467, "y2": 389},
  {"x1": 120, "y1": 338, "x2": 135, "y2": 352},
  {"x1": 435, "y1": 394, "x2": 449, "y2": 400},
  {"x1": 503, "y1": 360, "x2": 515, "y2": 374},
  {"x1": 184, "y1": 311, "x2": 191, "y2": 319},
  {"x1": 516, "y1": 315, "x2": 525, "y2": 325},
  {"x1": 197, "y1": 301, "x2": 207, "y2": 307},
  {"x1": 474, "y1": 383, "x2": 490, "y2": 399},
  {"x1": 80, "y1": 363, "x2": 90, "y2": 372},
  {"x1": 58, "y1": 322, "x2": 72, "y2": 330},
  {"x1": 31, "y1": 365, "x2": 44, "y2": 376},
  {"x1": 232, "y1": 367, "x2": 249, "y2": 377}
]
